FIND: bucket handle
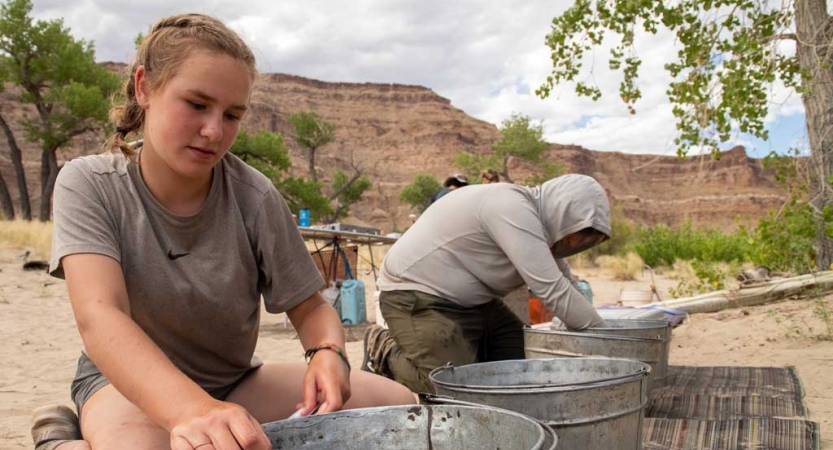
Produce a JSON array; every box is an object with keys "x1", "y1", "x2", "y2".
[{"x1": 417, "y1": 392, "x2": 470, "y2": 406}]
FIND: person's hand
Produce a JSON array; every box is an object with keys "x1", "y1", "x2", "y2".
[
  {"x1": 295, "y1": 349, "x2": 351, "y2": 416},
  {"x1": 169, "y1": 399, "x2": 271, "y2": 450}
]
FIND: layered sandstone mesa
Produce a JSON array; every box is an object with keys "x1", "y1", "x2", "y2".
[
  {"x1": 1, "y1": 66, "x2": 787, "y2": 231},
  {"x1": 547, "y1": 145, "x2": 788, "y2": 232}
]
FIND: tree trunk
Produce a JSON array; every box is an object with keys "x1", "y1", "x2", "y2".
[
  {"x1": 0, "y1": 112, "x2": 30, "y2": 220},
  {"x1": 308, "y1": 148, "x2": 318, "y2": 184},
  {"x1": 0, "y1": 171, "x2": 15, "y2": 220},
  {"x1": 501, "y1": 154, "x2": 514, "y2": 183},
  {"x1": 795, "y1": 0, "x2": 833, "y2": 270},
  {"x1": 38, "y1": 149, "x2": 59, "y2": 222}
]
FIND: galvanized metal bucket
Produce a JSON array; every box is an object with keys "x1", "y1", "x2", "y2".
[
  {"x1": 263, "y1": 404, "x2": 554, "y2": 449},
  {"x1": 429, "y1": 358, "x2": 650, "y2": 450},
  {"x1": 419, "y1": 394, "x2": 559, "y2": 450},
  {"x1": 578, "y1": 319, "x2": 672, "y2": 381},
  {"x1": 525, "y1": 327, "x2": 667, "y2": 383}
]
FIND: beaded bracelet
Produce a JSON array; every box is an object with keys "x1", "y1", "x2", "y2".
[{"x1": 304, "y1": 342, "x2": 351, "y2": 372}]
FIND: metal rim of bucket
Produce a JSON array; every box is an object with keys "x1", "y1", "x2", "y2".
[
  {"x1": 265, "y1": 404, "x2": 552, "y2": 450},
  {"x1": 524, "y1": 329, "x2": 664, "y2": 368},
  {"x1": 419, "y1": 395, "x2": 559, "y2": 450},
  {"x1": 588, "y1": 319, "x2": 670, "y2": 336},
  {"x1": 428, "y1": 357, "x2": 651, "y2": 394},
  {"x1": 423, "y1": 392, "x2": 648, "y2": 429},
  {"x1": 591, "y1": 319, "x2": 670, "y2": 327},
  {"x1": 526, "y1": 328, "x2": 664, "y2": 343}
]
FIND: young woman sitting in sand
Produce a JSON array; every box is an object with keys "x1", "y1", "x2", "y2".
[{"x1": 33, "y1": 13, "x2": 415, "y2": 450}]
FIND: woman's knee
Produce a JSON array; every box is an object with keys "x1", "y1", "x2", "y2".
[
  {"x1": 229, "y1": 363, "x2": 416, "y2": 421},
  {"x1": 347, "y1": 370, "x2": 417, "y2": 407}
]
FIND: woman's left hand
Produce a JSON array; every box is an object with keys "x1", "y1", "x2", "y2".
[{"x1": 296, "y1": 349, "x2": 351, "y2": 415}]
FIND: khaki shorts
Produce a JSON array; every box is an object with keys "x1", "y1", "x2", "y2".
[{"x1": 70, "y1": 352, "x2": 258, "y2": 415}]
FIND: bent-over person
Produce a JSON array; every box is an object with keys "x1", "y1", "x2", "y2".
[{"x1": 362, "y1": 174, "x2": 609, "y2": 393}]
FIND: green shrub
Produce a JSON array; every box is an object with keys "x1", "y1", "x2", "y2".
[
  {"x1": 740, "y1": 198, "x2": 818, "y2": 274},
  {"x1": 632, "y1": 221, "x2": 751, "y2": 268},
  {"x1": 667, "y1": 259, "x2": 743, "y2": 298},
  {"x1": 583, "y1": 204, "x2": 637, "y2": 259}
]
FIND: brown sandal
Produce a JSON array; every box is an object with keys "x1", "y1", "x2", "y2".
[{"x1": 31, "y1": 404, "x2": 81, "y2": 450}]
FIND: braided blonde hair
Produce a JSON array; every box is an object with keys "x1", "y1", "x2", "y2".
[{"x1": 105, "y1": 13, "x2": 257, "y2": 158}]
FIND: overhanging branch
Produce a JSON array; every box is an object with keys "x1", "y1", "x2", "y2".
[
  {"x1": 327, "y1": 170, "x2": 363, "y2": 201},
  {"x1": 768, "y1": 33, "x2": 798, "y2": 42},
  {"x1": 49, "y1": 125, "x2": 94, "y2": 152}
]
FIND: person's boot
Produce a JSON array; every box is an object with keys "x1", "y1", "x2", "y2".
[
  {"x1": 31, "y1": 404, "x2": 82, "y2": 450},
  {"x1": 360, "y1": 324, "x2": 394, "y2": 377}
]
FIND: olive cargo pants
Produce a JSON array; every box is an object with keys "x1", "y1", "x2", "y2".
[{"x1": 379, "y1": 290, "x2": 525, "y2": 393}]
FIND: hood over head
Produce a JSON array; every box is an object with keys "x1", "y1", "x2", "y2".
[{"x1": 528, "y1": 174, "x2": 611, "y2": 249}]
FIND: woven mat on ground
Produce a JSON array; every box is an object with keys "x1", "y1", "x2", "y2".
[
  {"x1": 642, "y1": 417, "x2": 820, "y2": 450},
  {"x1": 654, "y1": 366, "x2": 804, "y2": 400},
  {"x1": 649, "y1": 366, "x2": 806, "y2": 419},
  {"x1": 646, "y1": 393, "x2": 807, "y2": 419}
]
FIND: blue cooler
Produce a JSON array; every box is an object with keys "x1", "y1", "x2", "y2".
[
  {"x1": 340, "y1": 280, "x2": 367, "y2": 325},
  {"x1": 576, "y1": 280, "x2": 594, "y2": 305},
  {"x1": 298, "y1": 208, "x2": 310, "y2": 227}
]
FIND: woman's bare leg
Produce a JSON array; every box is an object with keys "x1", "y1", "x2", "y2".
[
  {"x1": 53, "y1": 363, "x2": 416, "y2": 448},
  {"x1": 49, "y1": 443, "x2": 90, "y2": 450},
  {"x1": 227, "y1": 362, "x2": 416, "y2": 423}
]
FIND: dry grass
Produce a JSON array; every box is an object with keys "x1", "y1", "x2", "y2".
[
  {"x1": 665, "y1": 259, "x2": 698, "y2": 282},
  {"x1": 665, "y1": 259, "x2": 740, "y2": 285},
  {"x1": 595, "y1": 252, "x2": 644, "y2": 280},
  {"x1": 565, "y1": 252, "x2": 594, "y2": 270},
  {"x1": 0, "y1": 220, "x2": 52, "y2": 260}
]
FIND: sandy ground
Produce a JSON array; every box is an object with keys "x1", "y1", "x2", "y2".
[{"x1": 0, "y1": 248, "x2": 830, "y2": 449}]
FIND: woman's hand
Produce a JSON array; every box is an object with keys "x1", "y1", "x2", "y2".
[
  {"x1": 286, "y1": 291, "x2": 352, "y2": 417},
  {"x1": 295, "y1": 349, "x2": 351, "y2": 415},
  {"x1": 169, "y1": 399, "x2": 272, "y2": 450}
]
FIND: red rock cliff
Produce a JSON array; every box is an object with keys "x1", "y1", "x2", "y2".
[{"x1": 0, "y1": 67, "x2": 788, "y2": 232}]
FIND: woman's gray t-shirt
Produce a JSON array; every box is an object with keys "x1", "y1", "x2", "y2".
[{"x1": 49, "y1": 152, "x2": 323, "y2": 389}]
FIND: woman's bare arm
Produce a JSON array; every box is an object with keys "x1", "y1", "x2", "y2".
[{"x1": 63, "y1": 253, "x2": 269, "y2": 449}]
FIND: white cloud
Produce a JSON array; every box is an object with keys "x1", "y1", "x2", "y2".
[
  {"x1": 28, "y1": 0, "x2": 805, "y2": 156},
  {"x1": 547, "y1": 104, "x2": 686, "y2": 155}
]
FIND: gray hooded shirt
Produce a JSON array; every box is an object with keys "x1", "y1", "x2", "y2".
[{"x1": 378, "y1": 174, "x2": 608, "y2": 330}]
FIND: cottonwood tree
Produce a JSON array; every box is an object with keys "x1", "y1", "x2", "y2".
[
  {"x1": 230, "y1": 129, "x2": 330, "y2": 220},
  {"x1": 287, "y1": 110, "x2": 371, "y2": 223},
  {"x1": 454, "y1": 113, "x2": 563, "y2": 184},
  {"x1": 539, "y1": 0, "x2": 833, "y2": 270},
  {"x1": 0, "y1": 0, "x2": 120, "y2": 221},
  {"x1": 234, "y1": 127, "x2": 371, "y2": 224},
  {"x1": 399, "y1": 174, "x2": 443, "y2": 213},
  {"x1": 329, "y1": 168, "x2": 371, "y2": 222},
  {"x1": 0, "y1": 94, "x2": 17, "y2": 218},
  {"x1": 289, "y1": 110, "x2": 335, "y2": 184}
]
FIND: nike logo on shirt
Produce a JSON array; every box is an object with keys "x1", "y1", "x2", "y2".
[{"x1": 168, "y1": 250, "x2": 190, "y2": 260}]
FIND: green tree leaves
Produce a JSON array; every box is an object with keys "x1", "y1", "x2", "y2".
[
  {"x1": 230, "y1": 129, "x2": 333, "y2": 221},
  {"x1": 453, "y1": 113, "x2": 563, "y2": 185},
  {"x1": 0, "y1": 0, "x2": 121, "y2": 220},
  {"x1": 538, "y1": 0, "x2": 833, "y2": 270},
  {"x1": 399, "y1": 174, "x2": 442, "y2": 213},
  {"x1": 538, "y1": 0, "x2": 797, "y2": 155},
  {"x1": 233, "y1": 111, "x2": 371, "y2": 224},
  {"x1": 288, "y1": 110, "x2": 335, "y2": 184},
  {"x1": 287, "y1": 110, "x2": 371, "y2": 223}
]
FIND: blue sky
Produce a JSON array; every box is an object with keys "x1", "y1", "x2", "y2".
[{"x1": 29, "y1": 0, "x2": 807, "y2": 158}]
